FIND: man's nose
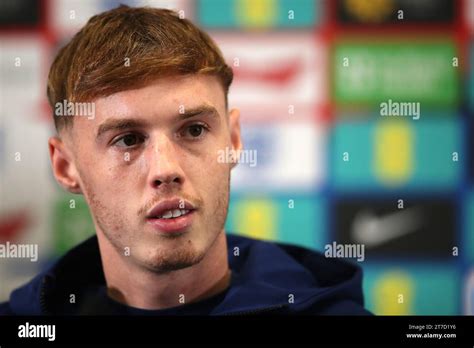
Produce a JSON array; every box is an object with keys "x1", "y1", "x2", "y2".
[{"x1": 146, "y1": 134, "x2": 184, "y2": 190}]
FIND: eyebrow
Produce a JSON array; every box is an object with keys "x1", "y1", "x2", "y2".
[{"x1": 96, "y1": 104, "x2": 220, "y2": 138}]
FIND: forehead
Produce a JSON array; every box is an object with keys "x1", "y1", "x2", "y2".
[{"x1": 72, "y1": 74, "x2": 226, "y2": 133}]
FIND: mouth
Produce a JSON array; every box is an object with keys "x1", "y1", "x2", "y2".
[
  {"x1": 148, "y1": 208, "x2": 193, "y2": 219},
  {"x1": 146, "y1": 198, "x2": 196, "y2": 233}
]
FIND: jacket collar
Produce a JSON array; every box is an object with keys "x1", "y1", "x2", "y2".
[{"x1": 10, "y1": 234, "x2": 365, "y2": 315}]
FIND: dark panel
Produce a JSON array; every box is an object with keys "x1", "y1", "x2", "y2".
[
  {"x1": 333, "y1": 197, "x2": 456, "y2": 258},
  {"x1": 0, "y1": 0, "x2": 41, "y2": 27},
  {"x1": 337, "y1": 0, "x2": 455, "y2": 25}
]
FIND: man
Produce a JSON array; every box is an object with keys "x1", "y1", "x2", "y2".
[{"x1": 0, "y1": 6, "x2": 371, "y2": 315}]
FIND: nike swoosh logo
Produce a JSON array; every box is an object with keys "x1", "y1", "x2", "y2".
[{"x1": 351, "y1": 208, "x2": 423, "y2": 247}]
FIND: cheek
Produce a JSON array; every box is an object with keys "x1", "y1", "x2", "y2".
[
  {"x1": 191, "y1": 147, "x2": 229, "y2": 184},
  {"x1": 88, "y1": 191, "x2": 125, "y2": 230},
  {"x1": 100, "y1": 151, "x2": 148, "y2": 188},
  {"x1": 78, "y1": 155, "x2": 143, "y2": 224},
  {"x1": 201, "y1": 153, "x2": 230, "y2": 201}
]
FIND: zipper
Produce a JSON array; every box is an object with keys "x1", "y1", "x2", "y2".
[{"x1": 39, "y1": 275, "x2": 52, "y2": 315}]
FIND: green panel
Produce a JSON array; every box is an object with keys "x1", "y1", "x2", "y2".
[
  {"x1": 333, "y1": 41, "x2": 459, "y2": 107},
  {"x1": 52, "y1": 193, "x2": 95, "y2": 256}
]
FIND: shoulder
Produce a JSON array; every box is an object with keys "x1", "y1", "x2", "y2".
[{"x1": 0, "y1": 301, "x2": 13, "y2": 315}]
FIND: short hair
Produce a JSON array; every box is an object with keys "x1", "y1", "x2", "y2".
[{"x1": 47, "y1": 5, "x2": 233, "y2": 132}]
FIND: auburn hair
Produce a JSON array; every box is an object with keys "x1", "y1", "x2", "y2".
[{"x1": 47, "y1": 5, "x2": 233, "y2": 132}]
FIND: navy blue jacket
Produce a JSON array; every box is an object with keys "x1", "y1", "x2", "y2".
[{"x1": 0, "y1": 234, "x2": 372, "y2": 315}]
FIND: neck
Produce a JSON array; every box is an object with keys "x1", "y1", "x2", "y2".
[{"x1": 96, "y1": 230, "x2": 230, "y2": 310}]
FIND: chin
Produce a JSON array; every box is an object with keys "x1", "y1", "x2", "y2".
[{"x1": 140, "y1": 244, "x2": 206, "y2": 274}]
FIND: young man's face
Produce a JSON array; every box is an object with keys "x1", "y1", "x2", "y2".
[{"x1": 50, "y1": 74, "x2": 241, "y2": 273}]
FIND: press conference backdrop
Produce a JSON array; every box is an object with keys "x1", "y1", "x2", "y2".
[{"x1": 0, "y1": 0, "x2": 473, "y2": 315}]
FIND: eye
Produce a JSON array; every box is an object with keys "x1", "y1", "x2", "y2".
[
  {"x1": 112, "y1": 133, "x2": 145, "y2": 148},
  {"x1": 181, "y1": 123, "x2": 209, "y2": 140}
]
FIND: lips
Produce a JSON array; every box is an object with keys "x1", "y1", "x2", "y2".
[
  {"x1": 146, "y1": 198, "x2": 195, "y2": 219},
  {"x1": 146, "y1": 198, "x2": 196, "y2": 233}
]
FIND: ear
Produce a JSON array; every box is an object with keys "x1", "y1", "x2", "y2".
[
  {"x1": 48, "y1": 136, "x2": 83, "y2": 194},
  {"x1": 228, "y1": 108, "x2": 243, "y2": 170}
]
